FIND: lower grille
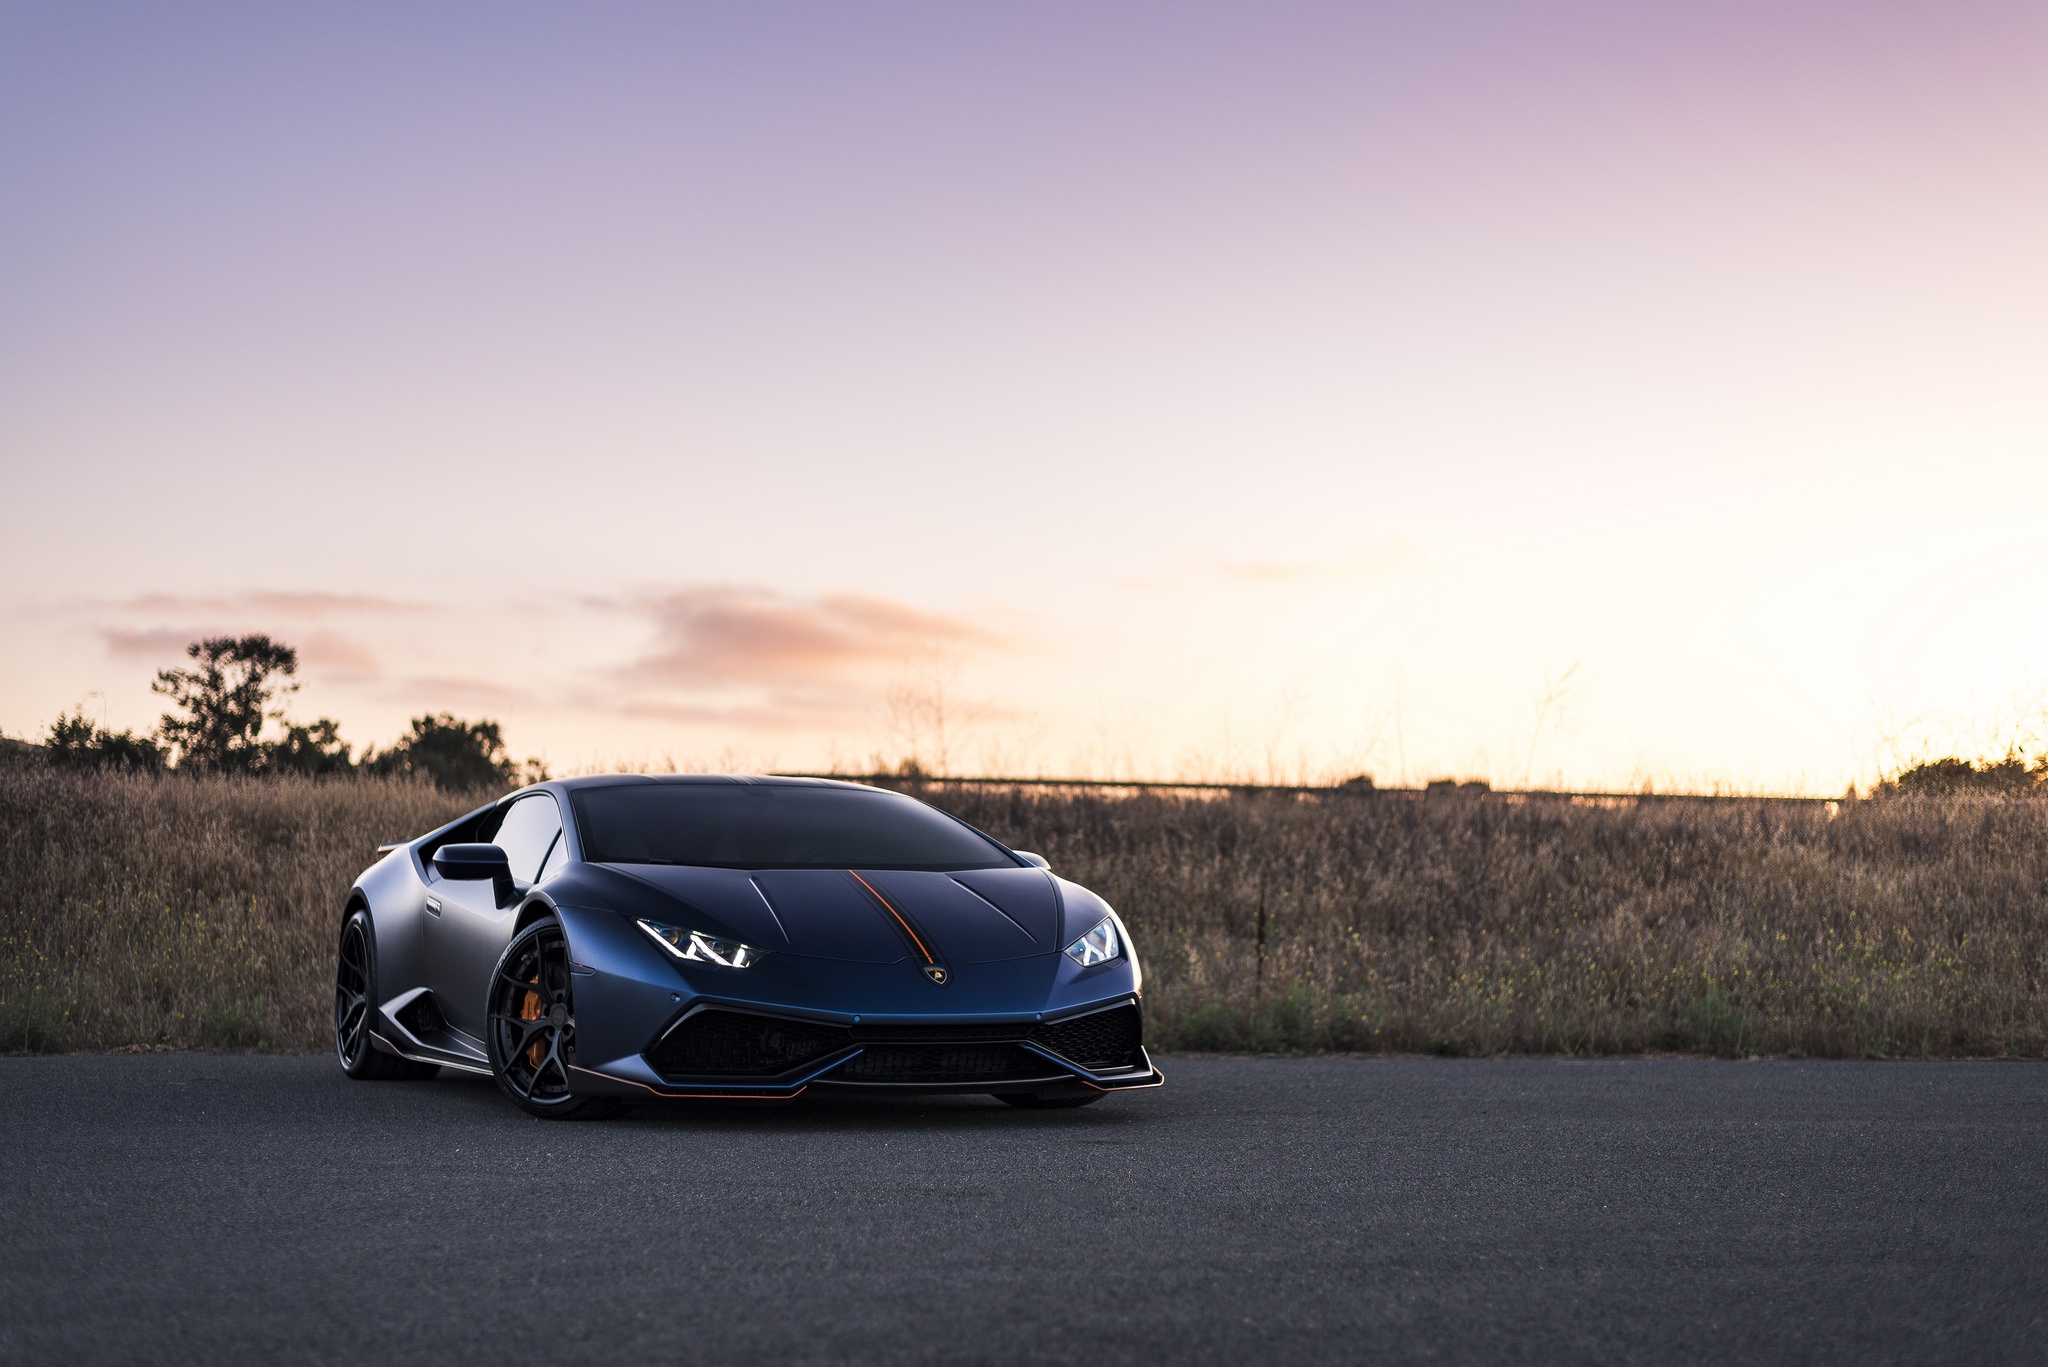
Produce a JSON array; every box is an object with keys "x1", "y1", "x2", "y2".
[
  {"x1": 852, "y1": 1022, "x2": 1026, "y2": 1044},
  {"x1": 1027, "y1": 1005, "x2": 1143, "y2": 1071},
  {"x1": 647, "y1": 1010, "x2": 853, "y2": 1080},
  {"x1": 643, "y1": 1003, "x2": 1145, "y2": 1085},
  {"x1": 829, "y1": 1043, "x2": 1053, "y2": 1083}
]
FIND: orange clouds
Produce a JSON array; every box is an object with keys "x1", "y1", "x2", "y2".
[
  {"x1": 101, "y1": 627, "x2": 203, "y2": 660},
  {"x1": 606, "y1": 587, "x2": 1004, "y2": 726},
  {"x1": 101, "y1": 626, "x2": 376, "y2": 674},
  {"x1": 110, "y1": 592, "x2": 429, "y2": 618},
  {"x1": 623, "y1": 588, "x2": 998, "y2": 691},
  {"x1": 81, "y1": 583, "x2": 1005, "y2": 739}
]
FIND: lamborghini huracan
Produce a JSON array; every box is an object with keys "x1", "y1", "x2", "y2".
[{"x1": 333, "y1": 775, "x2": 1162, "y2": 1118}]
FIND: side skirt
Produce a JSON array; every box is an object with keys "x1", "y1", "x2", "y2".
[
  {"x1": 373, "y1": 988, "x2": 492, "y2": 1076},
  {"x1": 369, "y1": 1028, "x2": 493, "y2": 1077}
]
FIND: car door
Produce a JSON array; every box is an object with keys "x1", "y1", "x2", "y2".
[{"x1": 426, "y1": 791, "x2": 564, "y2": 1038}]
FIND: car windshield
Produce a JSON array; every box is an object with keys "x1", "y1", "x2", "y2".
[{"x1": 569, "y1": 783, "x2": 1017, "y2": 871}]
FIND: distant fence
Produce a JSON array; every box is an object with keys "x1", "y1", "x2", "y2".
[{"x1": 773, "y1": 773, "x2": 1844, "y2": 806}]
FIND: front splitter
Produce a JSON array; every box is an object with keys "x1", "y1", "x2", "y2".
[{"x1": 570, "y1": 1048, "x2": 1164, "y2": 1101}]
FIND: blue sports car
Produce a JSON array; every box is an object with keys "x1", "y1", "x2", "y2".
[{"x1": 334, "y1": 775, "x2": 1163, "y2": 1118}]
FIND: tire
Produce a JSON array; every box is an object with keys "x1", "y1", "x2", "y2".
[
  {"x1": 486, "y1": 916, "x2": 621, "y2": 1121},
  {"x1": 335, "y1": 909, "x2": 440, "y2": 1080},
  {"x1": 996, "y1": 1090, "x2": 1104, "y2": 1110}
]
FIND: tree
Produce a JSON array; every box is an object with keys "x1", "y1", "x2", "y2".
[
  {"x1": 270, "y1": 717, "x2": 354, "y2": 776},
  {"x1": 153, "y1": 635, "x2": 300, "y2": 772},
  {"x1": 366, "y1": 714, "x2": 517, "y2": 790},
  {"x1": 1878, "y1": 753, "x2": 2041, "y2": 797},
  {"x1": 44, "y1": 708, "x2": 165, "y2": 771}
]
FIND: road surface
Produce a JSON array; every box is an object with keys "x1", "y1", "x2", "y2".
[{"x1": 2, "y1": 1054, "x2": 2042, "y2": 1364}]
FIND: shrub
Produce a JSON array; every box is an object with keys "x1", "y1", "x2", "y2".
[
  {"x1": 44, "y1": 710, "x2": 164, "y2": 771},
  {"x1": 1879, "y1": 754, "x2": 2043, "y2": 797},
  {"x1": 365, "y1": 714, "x2": 518, "y2": 790}
]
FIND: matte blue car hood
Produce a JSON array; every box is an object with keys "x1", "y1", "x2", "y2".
[{"x1": 587, "y1": 863, "x2": 1065, "y2": 965}]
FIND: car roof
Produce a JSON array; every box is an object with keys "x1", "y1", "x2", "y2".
[{"x1": 537, "y1": 774, "x2": 882, "y2": 795}]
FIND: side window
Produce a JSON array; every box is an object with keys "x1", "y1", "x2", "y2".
[
  {"x1": 490, "y1": 794, "x2": 563, "y2": 885},
  {"x1": 536, "y1": 830, "x2": 568, "y2": 884}
]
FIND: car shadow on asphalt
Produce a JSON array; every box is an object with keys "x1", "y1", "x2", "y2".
[
  {"x1": 406, "y1": 1060, "x2": 1156, "y2": 1133},
  {"x1": 617, "y1": 1094, "x2": 1150, "y2": 1134}
]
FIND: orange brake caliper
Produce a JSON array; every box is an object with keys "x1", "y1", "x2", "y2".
[{"x1": 520, "y1": 975, "x2": 545, "y2": 1068}]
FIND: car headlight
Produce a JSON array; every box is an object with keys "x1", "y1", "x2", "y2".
[
  {"x1": 1064, "y1": 916, "x2": 1122, "y2": 967},
  {"x1": 637, "y1": 918, "x2": 764, "y2": 969}
]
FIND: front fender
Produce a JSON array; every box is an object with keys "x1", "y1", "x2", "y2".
[
  {"x1": 350, "y1": 848, "x2": 431, "y2": 1003},
  {"x1": 550, "y1": 901, "x2": 686, "y2": 1070}
]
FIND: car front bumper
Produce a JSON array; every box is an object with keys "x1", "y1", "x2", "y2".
[{"x1": 570, "y1": 995, "x2": 1164, "y2": 1101}]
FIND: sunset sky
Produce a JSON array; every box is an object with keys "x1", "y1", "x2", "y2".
[{"x1": 4, "y1": 3, "x2": 2045, "y2": 791}]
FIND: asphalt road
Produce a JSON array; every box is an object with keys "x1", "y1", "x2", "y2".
[{"x1": 1, "y1": 1056, "x2": 2043, "y2": 1366}]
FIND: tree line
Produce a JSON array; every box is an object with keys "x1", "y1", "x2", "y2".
[
  {"x1": 1872, "y1": 753, "x2": 2048, "y2": 798},
  {"x1": 8, "y1": 635, "x2": 534, "y2": 791},
  {"x1": 9, "y1": 633, "x2": 2045, "y2": 798}
]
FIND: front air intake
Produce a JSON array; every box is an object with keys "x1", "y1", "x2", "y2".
[
  {"x1": 646, "y1": 1009, "x2": 854, "y2": 1080},
  {"x1": 1027, "y1": 1004, "x2": 1143, "y2": 1071},
  {"x1": 643, "y1": 1003, "x2": 1144, "y2": 1085},
  {"x1": 828, "y1": 1043, "x2": 1052, "y2": 1083}
]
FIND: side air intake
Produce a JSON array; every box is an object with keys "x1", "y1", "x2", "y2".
[
  {"x1": 646, "y1": 1010, "x2": 853, "y2": 1081},
  {"x1": 1026, "y1": 1004, "x2": 1143, "y2": 1071}
]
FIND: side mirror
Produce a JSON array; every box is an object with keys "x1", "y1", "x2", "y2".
[
  {"x1": 1014, "y1": 850, "x2": 1051, "y2": 870},
  {"x1": 433, "y1": 843, "x2": 515, "y2": 907}
]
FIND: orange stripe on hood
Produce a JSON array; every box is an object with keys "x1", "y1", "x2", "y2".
[{"x1": 848, "y1": 869, "x2": 935, "y2": 964}]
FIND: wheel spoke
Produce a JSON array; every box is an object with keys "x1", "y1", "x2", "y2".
[
  {"x1": 501, "y1": 1015, "x2": 551, "y2": 1055},
  {"x1": 537, "y1": 1037, "x2": 568, "y2": 1092},
  {"x1": 499, "y1": 967, "x2": 557, "y2": 1000},
  {"x1": 336, "y1": 930, "x2": 369, "y2": 1001},
  {"x1": 335, "y1": 924, "x2": 371, "y2": 1063},
  {"x1": 491, "y1": 924, "x2": 581, "y2": 1105}
]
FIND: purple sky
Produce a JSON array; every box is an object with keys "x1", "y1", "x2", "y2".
[{"x1": 4, "y1": 3, "x2": 2045, "y2": 788}]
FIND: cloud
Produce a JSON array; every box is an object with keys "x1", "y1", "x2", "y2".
[
  {"x1": 624, "y1": 587, "x2": 999, "y2": 692},
  {"x1": 101, "y1": 626, "x2": 380, "y2": 678},
  {"x1": 85, "y1": 582, "x2": 1004, "y2": 738},
  {"x1": 590, "y1": 587, "x2": 1005, "y2": 730},
  {"x1": 299, "y1": 631, "x2": 380, "y2": 676},
  {"x1": 105, "y1": 591, "x2": 430, "y2": 619},
  {"x1": 92, "y1": 591, "x2": 414, "y2": 682},
  {"x1": 101, "y1": 627, "x2": 203, "y2": 660}
]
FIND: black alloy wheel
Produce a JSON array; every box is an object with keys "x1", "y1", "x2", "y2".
[
  {"x1": 487, "y1": 917, "x2": 620, "y2": 1120},
  {"x1": 335, "y1": 909, "x2": 439, "y2": 1080}
]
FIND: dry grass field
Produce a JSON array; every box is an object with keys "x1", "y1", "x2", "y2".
[
  {"x1": 3, "y1": 766, "x2": 2045, "y2": 1057},
  {"x1": 928, "y1": 782, "x2": 2048, "y2": 1058},
  {"x1": 0, "y1": 769, "x2": 475, "y2": 1053}
]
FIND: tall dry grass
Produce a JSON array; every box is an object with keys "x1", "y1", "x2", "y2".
[
  {"x1": 920, "y1": 784, "x2": 2048, "y2": 1058},
  {"x1": 0, "y1": 768, "x2": 479, "y2": 1052},
  {"x1": 2, "y1": 768, "x2": 2044, "y2": 1056}
]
